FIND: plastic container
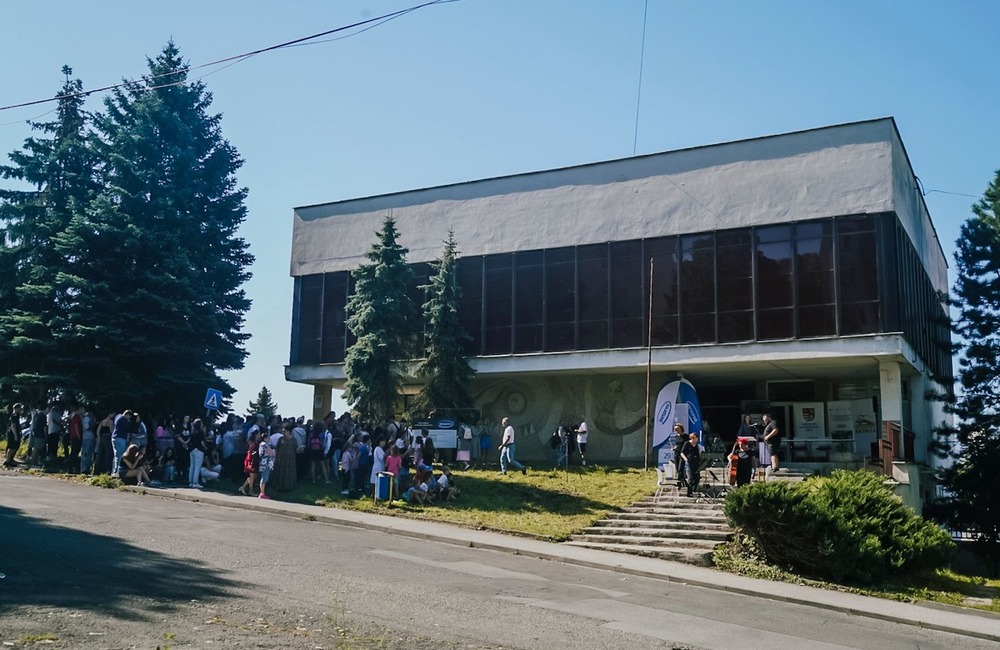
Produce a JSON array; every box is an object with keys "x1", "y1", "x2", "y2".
[{"x1": 375, "y1": 471, "x2": 394, "y2": 502}]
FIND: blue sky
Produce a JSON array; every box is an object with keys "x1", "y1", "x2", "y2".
[{"x1": 1, "y1": 1, "x2": 997, "y2": 416}]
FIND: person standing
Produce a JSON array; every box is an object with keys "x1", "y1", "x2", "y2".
[
  {"x1": 79, "y1": 408, "x2": 96, "y2": 474},
  {"x1": 188, "y1": 418, "x2": 208, "y2": 489},
  {"x1": 94, "y1": 412, "x2": 114, "y2": 474},
  {"x1": 4, "y1": 403, "x2": 24, "y2": 468},
  {"x1": 369, "y1": 436, "x2": 387, "y2": 494},
  {"x1": 671, "y1": 423, "x2": 687, "y2": 488},
  {"x1": 257, "y1": 430, "x2": 276, "y2": 500},
  {"x1": 498, "y1": 417, "x2": 526, "y2": 476},
  {"x1": 66, "y1": 404, "x2": 83, "y2": 473},
  {"x1": 762, "y1": 412, "x2": 782, "y2": 476},
  {"x1": 680, "y1": 432, "x2": 702, "y2": 497},
  {"x1": 574, "y1": 419, "x2": 589, "y2": 466},
  {"x1": 46, "y1": 402, "x2": 63, "y2": 463},
  {"x1": 111, "y1": 410, "x2": 133, "y2": 476}
]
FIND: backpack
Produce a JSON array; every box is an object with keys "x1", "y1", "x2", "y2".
[{"x1": 309, "y1": 432, "x2": 323, "y2": 452}]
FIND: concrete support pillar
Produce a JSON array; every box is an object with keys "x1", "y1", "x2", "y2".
[
  {"x1": 879, "y1": 361, "x2": 903, "y2": 423},
  {"x1": 312, "y1": 384, "x2": 332, "y2": 422}
]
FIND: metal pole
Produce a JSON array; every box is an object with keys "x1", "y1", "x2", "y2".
[{"x1": 644, "y1": 257, "x2": 654, "y2": 471}]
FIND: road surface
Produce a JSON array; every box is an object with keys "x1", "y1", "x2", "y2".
[{"x1": 0, "y1": 474, "x2": 995, "y2": 649}]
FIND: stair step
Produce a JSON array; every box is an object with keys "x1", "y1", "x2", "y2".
[
  {"x1": 563, "y1": 541, "x2": 716, "y2": 566},
  {"x1": 630, "y1": 499, "x2": 726, "y2": 510},
  {"x1": 612, "y1": 511, "x2": 728, "y2": 524},
  {"x1": 593, "y1": 518, "x2": 732, "y2": 532},
  {"x1": 570, "y1": 532, "x2": 725, "y2": 548},
  {"x1": 585, "y1": 524, "x2": 731, "y2": 539}
]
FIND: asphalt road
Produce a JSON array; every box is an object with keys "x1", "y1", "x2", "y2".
[{"x1": 0, "y1": 474, "x2": 995, "y2": 650}]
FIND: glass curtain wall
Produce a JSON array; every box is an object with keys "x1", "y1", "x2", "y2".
[{"x1": 290, "y1": 213, "x2": 949, "y2": 381}]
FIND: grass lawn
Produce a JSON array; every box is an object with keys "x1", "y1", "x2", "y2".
[{"x1": 275, "y1": 463, "x2": 654, "y2": 541}]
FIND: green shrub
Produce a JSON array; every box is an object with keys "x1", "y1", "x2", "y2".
[{"x1": 723, "y1": 470, "x2": 954, "y2": 584}]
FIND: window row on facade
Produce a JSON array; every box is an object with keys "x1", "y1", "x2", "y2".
[{"x1": 290, "y1": 213, "x2": 951, "y2": 380}]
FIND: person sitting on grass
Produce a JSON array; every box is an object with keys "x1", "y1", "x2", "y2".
[
  {"x1": 119, "y1": 444, "x2": 152, "y2": 486},
  {"x1": 400, "y1": 477, "x2": 430, "y2": 504},
  {"x1": 436, "y1": 465, "x2": 459, "y2": 501}
]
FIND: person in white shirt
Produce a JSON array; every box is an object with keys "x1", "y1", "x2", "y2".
[
  {"x1": 574, "y1": 420, "x2": 589, "y2": 466},
  {"x1": 498, "y1": 417, "x2": 526, "y2": 476}
]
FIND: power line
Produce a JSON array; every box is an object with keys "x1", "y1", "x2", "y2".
[
  {"x1": 632, "y1": 0, "x2": 648, "y2": 157},
  {"x1": 0, "y1": 0, "x2": 460, "y2": 114},
  {"x1": 924, "y1": 189, "x2": 979, "y2": 199}
]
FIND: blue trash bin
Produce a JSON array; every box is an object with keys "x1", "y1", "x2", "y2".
[{"x1": 375, "y1": 471, "x2": 394, "y2": 502}]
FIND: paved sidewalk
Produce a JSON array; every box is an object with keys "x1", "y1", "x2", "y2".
[{"x1": 138, "y1": 484, "x2": 999, "y2": 643}]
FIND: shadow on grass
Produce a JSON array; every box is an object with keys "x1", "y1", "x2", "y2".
[{"x1": 0, "y1": 503, "x2": 239, "y2": 619}]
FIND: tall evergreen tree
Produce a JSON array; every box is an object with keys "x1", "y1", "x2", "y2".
[
  {"x1": 246, "y1": 385, "x2": 279, "y2": 422},
  {"x1": 54, "y1": 42, "x2": 253, "y2": 412},
  {"x1": 0, "y1": 67, "x2": 101, "y2": 402},
  {"x1": 343, "y1": 216, "x2": 416, "y2": 422},
  {"x1": 933, "y1": 168, "x2": 1000, "y2": 572},
  {"x1": 412, "y1": 231, "x2": 475, "y2": 419}
]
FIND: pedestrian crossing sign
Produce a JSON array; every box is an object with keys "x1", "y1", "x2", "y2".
[{"x1": 204, "y1": 388, "x2": 223, "y2": 411}]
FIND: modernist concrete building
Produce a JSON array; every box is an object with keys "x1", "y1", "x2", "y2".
[{"x1": 286, "y1": 118, "x2": 952, "y2": 504}]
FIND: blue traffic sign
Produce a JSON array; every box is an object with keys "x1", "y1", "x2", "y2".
[{"x1": 204, "y1": 388, "x2": 224, "y2": 411}]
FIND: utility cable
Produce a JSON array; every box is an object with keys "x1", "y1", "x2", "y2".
[{"x1": 0, "y1": 0, "x2": 460, "y2": 114}]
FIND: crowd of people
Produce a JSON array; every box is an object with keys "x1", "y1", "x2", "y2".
[{"x1": 2, "y1": 402, "x2": 468, "y2": 503}]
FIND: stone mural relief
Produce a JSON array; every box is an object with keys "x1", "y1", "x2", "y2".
[{"x1": 473, "y1": 374, "x2": 649, "y2": 462}]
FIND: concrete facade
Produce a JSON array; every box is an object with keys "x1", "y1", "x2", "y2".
[{"x1": 286, "y1": 118, "x2": 952, "y2": 491}]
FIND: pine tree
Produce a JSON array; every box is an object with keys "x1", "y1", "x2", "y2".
[
  {"x1": 54, "y1": 42, "x2": 253, "y2": 412},
  {"x1": 343, "y1": 216, "x2": 416, "y2": 422},
  {"x1": 412, "y1": 231, "x2": 475, "y2": 419},
  {"x1": 933, "y1": 169, "x2": 1000, "y2": 572},
  {"x1": 246, "y1": 385, "x2": 279, "y2": 422},
  {"x1": 0, "y1": 66, "x2": 101, "y2": 403}
]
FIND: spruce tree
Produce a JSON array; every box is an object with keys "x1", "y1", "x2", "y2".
[
  {"x1": 934, "y1": 169, "x2": 1000, "y2": 572},
  {"x1": 343, "y1": 216, "x2": 416, "y2": 422},
  {"x1": 412, "y1": 231, "x2": 475, "y2": 419},
  {"x1": 54, "y1": 42, "x2": 252, "y2": 412},
  {"x1": 0, "y1": 67, "x2": 101, "y2": 402},
  {"x1": 247, "y1": 385, "x2": 279, "y2": 422}
]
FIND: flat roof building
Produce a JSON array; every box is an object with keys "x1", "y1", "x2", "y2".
[{"x1": 287, "y1": 117, "x2": 951, "y2": 505}]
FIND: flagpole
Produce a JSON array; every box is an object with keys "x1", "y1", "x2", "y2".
[{"x1": 644, "y1": 257, "x2": 654, "y2": 471}]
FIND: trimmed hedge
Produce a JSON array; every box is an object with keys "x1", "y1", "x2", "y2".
[{"x1": 723, "y1": 470, "x2": 954, "y2": 584}]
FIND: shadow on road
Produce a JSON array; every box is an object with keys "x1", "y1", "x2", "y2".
[{"x1": 0, "y1": 504, "x2": 240, "y2": 619}]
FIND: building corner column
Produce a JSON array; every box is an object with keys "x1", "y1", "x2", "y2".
[{"x1": 312, "y1": 385, "x2": 332, "y2": 422}]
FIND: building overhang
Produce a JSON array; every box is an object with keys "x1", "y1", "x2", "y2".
[{"x1": 285, "y1": 333, "x2": 934, "y2": 389}]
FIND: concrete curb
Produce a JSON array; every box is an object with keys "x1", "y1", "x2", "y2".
[{"x1": 132, "y1": 484, "x2": 1000, "y2": 643}]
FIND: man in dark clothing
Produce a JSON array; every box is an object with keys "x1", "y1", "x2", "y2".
[
  {"x1": 680, "y1": 433, "x2": 701, "y2": 497},
  {"x1": 762, "y1": 412, "x2": 782, "y2": 476},
  {"x1": 4, "y1": 403, "x2": 24, "y2": 468}
]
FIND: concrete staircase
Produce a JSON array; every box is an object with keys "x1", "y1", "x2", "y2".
[
  {"x1": 563, "y1": 469, "x2": 811, "y2": 567},
  {"x1": 564, "y1": 496, "x2": 733, "y2": 567}
]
